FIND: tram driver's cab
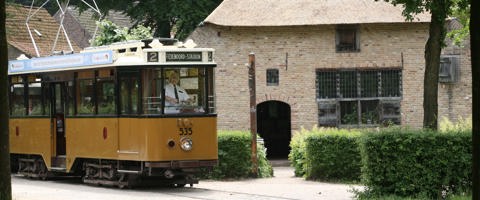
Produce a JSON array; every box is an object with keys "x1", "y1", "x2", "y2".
[{"x1": 139, "y1": 66, "x2": 213, "y2": 115}]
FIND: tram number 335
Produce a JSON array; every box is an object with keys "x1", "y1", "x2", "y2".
[{"x1": 179, "y1": 128, "x2": 193, "y2": 135}]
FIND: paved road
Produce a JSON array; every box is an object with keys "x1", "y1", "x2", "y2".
[{"x1": 12, "y1": 166, "x2": 362, "y2": 200}]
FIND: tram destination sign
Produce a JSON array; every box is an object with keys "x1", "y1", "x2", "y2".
[{"x1": 166, "y1": 52, "x2": 202, "y2": 62}]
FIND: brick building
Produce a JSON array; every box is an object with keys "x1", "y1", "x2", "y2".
[{"x1": 189, "y1": 0, "x2": 472, "y2": 157}]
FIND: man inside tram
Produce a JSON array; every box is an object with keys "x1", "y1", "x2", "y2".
[{"x1": 164, "y1": 71, "x2": 192, "y2": 112}]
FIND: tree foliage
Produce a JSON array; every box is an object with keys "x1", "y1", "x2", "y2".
[
  {"x1": 447, "y1": 0, "x2": 470, "y2": 46},
  {"x1": 6, "y1": 0, "x2": 223, "y2": 40},
  {"x1": 75, "y1": 0, "x2": 222, "y2": 40},
  {"x1": 91, "y1": 19, "x2": 152, "y2": 46},
  {"x1": 379, "y1": 0, "x2": 468, "y2": 130}
]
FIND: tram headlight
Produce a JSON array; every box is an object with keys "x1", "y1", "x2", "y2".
[{"x1": 180, "y1": 137, "x2": 193, "y2": 151}]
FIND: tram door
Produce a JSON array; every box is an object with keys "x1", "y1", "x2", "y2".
[{"x1": 51, "y1": 82, "x2": 66, "y2": 156}]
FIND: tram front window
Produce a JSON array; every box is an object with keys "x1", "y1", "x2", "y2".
[
  {"x1": 164, "y1": 68, "x2": 205, "y2": 114},
  {"x1": 141, "y1": 67, "x2": 209, "y2": 115}
]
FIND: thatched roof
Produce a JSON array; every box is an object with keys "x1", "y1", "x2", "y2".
[{"x1": 205, "y1": 0, "x2": 431, "y2": 26}]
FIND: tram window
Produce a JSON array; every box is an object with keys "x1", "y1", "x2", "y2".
[
  {"x1": 97, "y1": 78, "x2": 116, "y2": 115},
  {"x1": 43, "y1": 83, "x2": 50, "y2": 116},
  {"x1": 66, "y1": 81, "x2": 74, "y2": 116},
  {"x1": 120, "y1": 77, "x2": 139, "y2": 115},
  {"x1": 77, "y1": 79, "x2": 94, "y2": 115},
  {"x1": 28, "y1": 77, "x2": 44, "y2": 116},
  {"x1": 120, "y1": 80, "x2": 129, "y2": 114},
  {"x1": 207, "y1": 68, "x2": 215, "y2": 113},
  {"x1": 164, "y1": 67, "x2": 206, "y2": 114},
  {"x1": 142, "y1": 69, "x2": 162, "y2": 114},
  {"x1": 11, "y1": 82, "x2": 26, "y2": 117},
  {"x1": 132, "y1": 79, "x2": 139, "y2": 113}
]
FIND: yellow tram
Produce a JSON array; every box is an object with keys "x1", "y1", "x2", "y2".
[{"x1": 8, "y1": 38, "x2": 217, "y2": 187}]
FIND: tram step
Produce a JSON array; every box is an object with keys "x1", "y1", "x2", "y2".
[
  {"x1": 50, "y1": 167, "x2": 66, "y2": 172},
  {"x1": 117, "y1": 169, "x2": 143, "y2": 174},
  {"x1": 51, "y1": 156, "x2": 66, "y2": 168},
  {"x1": 18, "y1": 158, "x2": 36, "y2": 163}
]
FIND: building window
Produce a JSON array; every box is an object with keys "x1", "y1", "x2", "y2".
[
  {"x1": 266, "y1": 69, "x2": 279, "y2": 86},
  {"x1": 316, "y1": 69, "x2": 402, "y2": 127},
  {"x1": 336, "y1": 25, "x2": 360, "y2": 52}
]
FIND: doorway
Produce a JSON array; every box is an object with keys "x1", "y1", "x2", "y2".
[
  {"x1": 257, "y1": 101, "x2": 291, "y2": 158},
  {"x1": 51, "y1": 82, "x2": 66, "y2": 156}
]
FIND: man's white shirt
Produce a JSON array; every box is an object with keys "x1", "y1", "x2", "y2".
[{"x1": 165, "y1": 83, "x2": 190, "y2": 106}]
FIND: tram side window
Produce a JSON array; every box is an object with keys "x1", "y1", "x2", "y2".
[
  {"x1": 207, "y1": 67, "x2": 215, "y2": 113},
  {"x1": 77, "y1": 79, "x2": 94, "y2": 115},
  {"x1": 28, "y1": 76, "x2": 44, "y2": 116},
  {"x1": 120, "y1": 77, "x2": 139, "y2": 115},
  {"x1": 142, "y1": 69, "x2": 162, "y2": 114},
  {"x1": 10, "y1": 76, "x2": 26, "y2": 116},
  {"x1": 97, "y1": 70, "x2": 116, "y2": 115},
  {"x1": 66, "y1": 81, "x2": 74, "y2": 116}
]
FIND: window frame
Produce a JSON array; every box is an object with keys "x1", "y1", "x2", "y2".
[
  {"x1": 335, "y1": 25, "x2": 360, "y2": 53},
  {"x1": 266, "y1": 68, "x2": 279, "y2": 86},
  {"x1": 316, "y1": 68, "x2": 402, "y2": 127},
  {"x1": 10, "y1": 76, "x2": 27, "y2": 117}
]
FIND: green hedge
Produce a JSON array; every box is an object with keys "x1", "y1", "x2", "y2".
[
  {"x1": 359, "y1": 128, "x2": 471, "y2": 199},
  {"x1": 205, "y1": 131, "x2": 273, "y2": 179},
  {"x1": 289, "y1": 128, "x2": 309, "y2": 177},
  {"x1": 289, "y1": 127, "x2": 362, "y2": 182}
]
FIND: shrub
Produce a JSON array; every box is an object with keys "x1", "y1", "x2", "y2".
[
  {"x1": 359, "y1": 127, "x2": 471, "y2": 199},
  {"x1": 304, "y1": 127, "x2": 362, "y2": 182},
  {"x1": 289, "y1": 126, "x2": 363, "y2": 182},
  {"x1": 257, "y1": 138, "x2": 273, "y2": 178},
  {"x1": 439, "y1": 116, "x2": 472, "y2": 133},
  {"x1": 205, "y1": 131, "x2": 272, "y2": 179},
  {"x1": 288, "y1": 127, "x2": 309, "y2": 177}
]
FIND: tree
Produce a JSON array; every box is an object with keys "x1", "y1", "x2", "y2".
[
  {"x1": 74, "y1": 0, "x2": 222, "y2": 40},
  {"x1": 0, "y1": 1, "x2": 12, "y2": 200},
  {"x1": 470, "y1": 0, "x2": 479, "y2": 198},
  {"x1": 6, "y1": 0, "x2": 223, "y2": 40},
  {"x1": 447, "y1": 0, "x2": 470, "y2": 46},
  {"x1": 380, "y1": 0, "x2": 468, "y2": 130},
  {"x1": 91, "y1": 19, "x2": 153, "y2": 46}
]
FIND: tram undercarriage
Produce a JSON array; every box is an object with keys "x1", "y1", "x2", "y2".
[
  {"x1": 13, "y1": 155, "x2": 216, "y2": 188},
  {"x1": 81, "y1": 160, "x2": 205, "y2": 188},
  {"x1": 17, "y1": 157, "x2": 49, "y2": 180}
]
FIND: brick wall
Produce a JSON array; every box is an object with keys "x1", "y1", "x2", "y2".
[
  {"x1": 189, "y1": 22, "x2": 471, "y2": 131},
  {"x1": 438, "y1": 37, "x2": 472, "y2": 123}
]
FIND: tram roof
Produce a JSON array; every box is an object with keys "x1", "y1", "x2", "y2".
[{"x1": 8, "y1": 39, "x2": 216, "y2": 75}]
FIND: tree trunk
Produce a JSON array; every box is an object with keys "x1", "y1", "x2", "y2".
[
  {"x1": 471, "y1": 0, "x2": 480, "y2": 198},
  {"x1": 423, "y1": 0, "x2": 446, "y2": 130},
  {"x1": 153, "y1": 20, "x2": 172, "y2": 38},
  {"x1": 0, "y1": 0, "x2": 12, "y2": 200}
]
